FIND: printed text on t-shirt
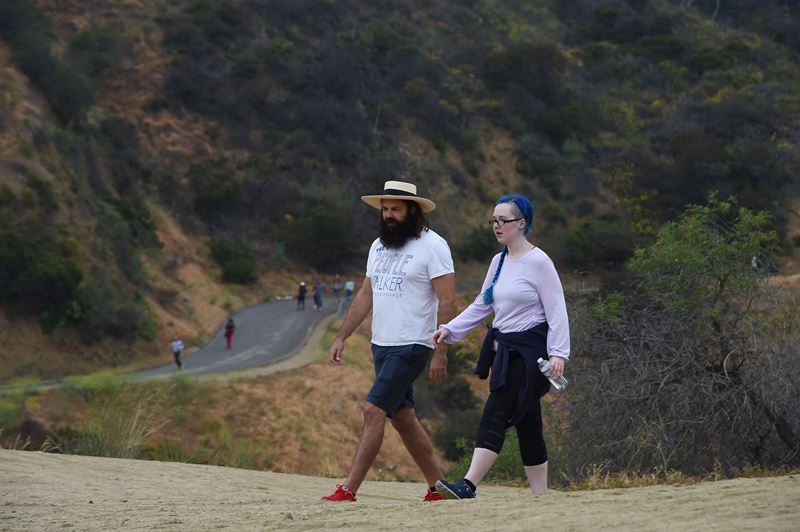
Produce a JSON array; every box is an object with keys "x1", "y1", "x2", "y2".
[{"x1": 372, "y1": 252, "x2": 413, "y2": 296}]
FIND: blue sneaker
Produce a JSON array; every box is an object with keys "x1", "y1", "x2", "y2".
[{"x1": 435, "y1": 479, "x2": 476, "y2": 500}]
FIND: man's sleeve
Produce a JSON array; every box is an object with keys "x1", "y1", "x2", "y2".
[
  {"x1": 427, "y1": 236, "x2": 455, "y2": 279},
  {"x1": 365, "y1": 239, "x2": 378, "y2": 279}
]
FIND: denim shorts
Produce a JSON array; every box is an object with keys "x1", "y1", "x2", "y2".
[{"x1": 366, "y1": 343, "x2": 432, "y2": 417}]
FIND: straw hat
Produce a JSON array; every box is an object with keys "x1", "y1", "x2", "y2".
[{"x1": 361, "y1": 180, "x2": 436, "y2": 213}]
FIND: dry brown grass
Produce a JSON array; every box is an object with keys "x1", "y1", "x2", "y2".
[{"x1": 23, "y1": 318, "x2": 447, "y2": 484}]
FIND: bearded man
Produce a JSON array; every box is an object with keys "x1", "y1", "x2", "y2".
[{"x1": 322, "y1": 180, "x2": 456, "y2": 503}]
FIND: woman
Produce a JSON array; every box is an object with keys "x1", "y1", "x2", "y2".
[
  {"x1": 432, "y1": 194, "x2": 570, "y2": 499},
  {"x1": 224, "y1": 318, "x2": 236, "y2": 349}
]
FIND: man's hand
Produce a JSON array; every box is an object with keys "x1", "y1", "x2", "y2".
[
  {"x1": 548, "y1": 356, "x2": 565, "y2": 379},
  {"x1": 329, "y1": 337, "x2": 346, "y2": 365},
  {"x1": 428, "y1": 348, "x2": 448, "y2": 383}
]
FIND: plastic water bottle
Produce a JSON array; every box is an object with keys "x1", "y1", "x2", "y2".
[{"x1": 537, "y1": 357, "x2": 567, "y2": 391}]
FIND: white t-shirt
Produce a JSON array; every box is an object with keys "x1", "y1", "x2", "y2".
[
  {"x1": 171, "y1": 340, "x2": 184, "y2": 353},
  {"x1": 366, "y1": 228, "x2": 454, "y2": 348}
]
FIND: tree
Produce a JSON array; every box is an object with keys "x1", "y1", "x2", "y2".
[{"x1": 566, "y1": 194, "x2": 799, "y2": 476}]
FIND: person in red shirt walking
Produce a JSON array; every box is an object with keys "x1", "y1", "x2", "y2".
[{"x1": 224, "y1": 318, "x2": 236, "y2": 349}]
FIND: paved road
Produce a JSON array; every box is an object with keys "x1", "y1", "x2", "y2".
[
  {"x1": 134, "y1": 298, "x2": 336, "y2": 379},
  {"x1": 0, "y1": 298, "x2": 339, "y2": 393}
]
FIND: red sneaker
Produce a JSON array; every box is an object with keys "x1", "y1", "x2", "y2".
[
  {"x1": 322, "y1": 484, "x2": 356, "y2": 502},
  {"x1": 423, "y1": 488, "x2": 444, "y2": 502}
]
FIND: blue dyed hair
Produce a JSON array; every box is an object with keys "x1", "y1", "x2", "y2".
[
  {"x1": 496, "y1": 194, "x2": 534, "y2": 235},
  {"x1": 482, "y1": 194, "x2": 535, "y2": 305}
]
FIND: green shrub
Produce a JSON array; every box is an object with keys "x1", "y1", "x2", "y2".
[
  {"x1": 77, "y1": 276, "x2": 155, "y2": 343},
  {"x1": 188, "y1": 160, "x2": 241, "y2": 223},
  {"x1": 232, "y1": 49, "x2": 263, "y2": 79},
  {"x1": 0, "y1": 227, "x2": 84, "y2": 328},
  {"x1": 56, "y1": 383, "x2": 167, "y2": 458},
  {"x1": 447, "y1": 430, "x2": 526, "y2": 484},
  {"x1": 25, "y1": 174, "x2": 58, "y2": 215},
  {"x1": 68, "y1": 25, "x2": 131, "y2": 76},
  {"x1": 564, "y1": 215, "x2": 638, "y2": 269},
  {"x1": 0, "y1": 1, "x2": 93, "y2": 122},
  {"x1": 283, "y1": 189, "x2": 355, "y2": 270},
  {"x1": 0, "y1": 184, "x2": 15, "y2": 206},
  {"x1": 689, "y1": 45, "x2": 735, "y2": 74},
  {"x1": 0, "y1": 396, "x2": 24, "y2": 428},
  {"x1": 456, "y1": 226, "x2": 498, "y2": 262},
  {"x1": 210, "y1": 237, "x2": 258, "y2": 284}
]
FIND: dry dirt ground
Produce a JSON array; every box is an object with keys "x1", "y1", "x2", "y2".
[{"x1": 1, "y1": 450, "x2": 798, "y2": 531}]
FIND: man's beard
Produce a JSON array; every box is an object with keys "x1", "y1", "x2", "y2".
[{"x1": 379, "y1": 216, "x2": 420, "y2": 249}]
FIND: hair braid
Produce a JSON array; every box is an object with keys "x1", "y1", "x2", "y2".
[{"x1": 482, "y1": 247, "x2": 508, "y2": 305}]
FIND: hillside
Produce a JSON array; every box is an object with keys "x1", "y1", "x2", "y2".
[
  {"x1": 2, "y1": 0, "x2": 800, "y2": 380},
  {"x1": 2, "y1": 449, "x2": 799, "y2": 531}
]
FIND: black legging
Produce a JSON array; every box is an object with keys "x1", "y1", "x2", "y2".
[{"x1": 475, "y1": 353, "x2": 547, "y2": 466}]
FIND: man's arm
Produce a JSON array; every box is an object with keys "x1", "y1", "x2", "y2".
[
  {"x1": 429, "y1": 273, "x2": 456, "y2": 383},
  {"x1": 329, "y1": 277, "x2": 373, "y2": 365}
]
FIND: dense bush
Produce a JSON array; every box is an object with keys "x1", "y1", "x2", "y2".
[
  {"x1": 68, "y1": 25, "x2": 131, "y2": 77},
  {"x1": 0, "y1": 227, "x2": 84, "y2": 328},
  {"x1": 566, "y1": 196, "x2": 799, "y2": 475},
  {"x1": 283, "y1": 189, "x2": 356, "y2": 271},
  {"x1": 210, "y1": 237, "x2": 258, "y2": 284},
  {"x1": 455, "y1": 226, "x2": 499, "y2": 263},
  {"x1": 188, "y1": 159, "x2": 242, "y2": 224},
  {"x1": 0, "y1": 0, "x2": 94, "y2": 122},
  {"x1": 77, "y1": 275, "x2": 156, "y2": 343},
  {"x1": 564, "y1": 215, "x2": 639, "y2": 269}
]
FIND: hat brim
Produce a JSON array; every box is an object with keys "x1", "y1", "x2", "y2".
[{"x1": 361, "y1": 195, "x2": 437, "y2": 213}]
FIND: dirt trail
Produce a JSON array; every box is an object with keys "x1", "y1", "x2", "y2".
[{"x1": 1, "y1": 450, "x2": 798, "y2": 531}]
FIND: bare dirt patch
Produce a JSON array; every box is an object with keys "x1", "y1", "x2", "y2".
[{"x1": 1, "y1": 449, "x2": 797, "y2": 531}]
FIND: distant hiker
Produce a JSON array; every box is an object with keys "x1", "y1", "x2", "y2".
[
  {"x1": 332, "y1": 275, "x2": 342, "y2": 303},
  {"x1": 313, "y1": 279, "x2": 325, "y2": 310},
  {"x1": 297, "y1": 281, "x2": 307, "y2": 310},
  {"x1": 224, "y1": 318, "x2": 236, "y2": 349},
  {"x1": 432, "y1": 194, "x2": 570, "y2": 500},
  {"x1": 322, "y1": 180, "x2": 456, "y2": 503},
  {"x1": 171, "y1": 337, "x2": 184, "y2": 370},
  {"x1": 344, "y1": 280, "x2": 355, "y2": 300}
]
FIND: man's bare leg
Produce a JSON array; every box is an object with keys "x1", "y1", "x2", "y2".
[
  {"x1": 391, "y1": 407, "x2": 443, "y2": 486},
  {"x1": 344, "y1": 401, "x2": 387, "y2": 493}
]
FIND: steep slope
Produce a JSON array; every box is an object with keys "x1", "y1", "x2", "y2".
[{"x1": 1, "y1": 0, "x2": 800, "y2": 381}]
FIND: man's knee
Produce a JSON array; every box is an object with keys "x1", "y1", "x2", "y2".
[
  {"x1": 390, "y1": 407, "x2": 417, "y2": 432},
  {"x1": 363, "y1": 401, "x2": 388, "y2": 425}
]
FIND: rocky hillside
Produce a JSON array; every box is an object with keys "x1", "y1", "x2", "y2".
[{"x1": 1, "y1": 0, "x2": 800, "y2": 381}]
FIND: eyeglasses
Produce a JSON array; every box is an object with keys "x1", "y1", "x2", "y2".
[{"x1": 489, "y1": 217, "x2": 523, "y2": 227}]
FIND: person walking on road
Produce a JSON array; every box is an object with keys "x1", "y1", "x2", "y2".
[
  {"x1": 313, "y1": 278, "x2": 325, "y2": 310},
  {"x1": 224, "y1": 318, "x2": 236, "y2": 349},
  {"x1": 432, "y1": 194, "x2": 570, "y2": 499},
  {"x1": 344, "y1": 280, "x2": 355, "y2": 299},
  {"x1": 171, "y1": 337, "x2": 185, "y2": 370},
  {"x1": 332, "y1": 275, "x2": 342, "y2": 304},
  {"x1": 322, "y1": 180, "x2": 457, "y2": 503},
  {"x1": 297, "y1": 281, "x2": 307, "y2": 310}
]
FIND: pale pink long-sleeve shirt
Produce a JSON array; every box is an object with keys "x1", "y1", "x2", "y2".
[{"x1": 442, "y1": 247, "x2": 570, "y2": 359}]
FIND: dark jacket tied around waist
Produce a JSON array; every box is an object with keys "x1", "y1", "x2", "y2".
[{"x1": 475, "y1": 322, "x2": 551, "y2": 426}]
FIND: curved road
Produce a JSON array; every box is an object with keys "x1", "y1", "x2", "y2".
[
  {"x1": 134, "y1": 299, "x2": 336, "y2": 379},
  {"x1": 0, "y1": 299, "x2": 339, "y2": 394}
]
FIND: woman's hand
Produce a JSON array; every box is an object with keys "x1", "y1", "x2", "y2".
[
  {"x1": 548, "y1": 356, "x2": 565, "y2": 379},
  {"x1": 431, "y1": 327, "x2": 450, "y2": 348}
]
